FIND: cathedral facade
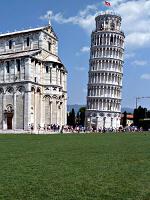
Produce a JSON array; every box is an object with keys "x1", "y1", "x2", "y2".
[
  {"x1": 0, "y1": 25, "x2": 67, "y2": 132},
  {"x1": 85, "y1": 12, "x2": 125, "y2": 130}
]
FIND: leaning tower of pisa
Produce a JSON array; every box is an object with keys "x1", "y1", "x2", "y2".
[{"x1": 85, "y1": 12, "x2": 125, "y2": 130}]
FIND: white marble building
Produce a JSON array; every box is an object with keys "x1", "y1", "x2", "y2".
[
  {"x1": 0, "y1": 25, "x2": 67, "y2": 132},
  {"x1": 85, "y1": 12, "x2": 125, "y2": 130}
]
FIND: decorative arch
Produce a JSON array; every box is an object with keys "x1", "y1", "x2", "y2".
[
  {"x1": 6, "y1": 87, "x2": 14, "y2": 94},
  {"x1": 31, "y1": 86, "x2": 36, "y2": 92},
  {"x1": 0, "y1": 88, "x2": 4, "y2": 94},
  {"x1": 5, "y1": 104, "x2": 14, "y2": 113},
  {"x1": 16, "y1": 86, "x2": 25, "y2": 129},
  {"x1": 52, "y1": 95, "x2": 58, "y2": 99},
  {"x1": 37, "y1": 87, "x2": 41, "y2": 93},
  {"x1": 43, "y1": 94, "x2": 51, "y2": 100},
  {"x1": 17, "y1": 86, "x2": 25, "y2": 94}
]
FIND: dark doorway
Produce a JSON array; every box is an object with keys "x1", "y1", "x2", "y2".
[{"x1": 7, "y1": 114, "x2": 13, "y2": 130}]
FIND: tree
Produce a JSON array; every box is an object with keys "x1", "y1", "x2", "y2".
[
  {"x1": 67, "y1": 112, "x2": 71, "y2": 125},
  {"x1": 133, "y1": 106, "x2": 147, "y2": 127},
  {"x1": 76, "y1": 112, "x2": 80, "y2": 126},
  {"x1": 122, "y1": 111, "x2": 127, "y2": 127},
  {"x1": 67, "y1": 109, "x2": 76, "y2": 127},
  {"x1": 146, "y1": 110, "x2": 150, "y2": 118},
  {"x1": 79, "y1": 107, "x2": 86, "y2": 126},
  {"x1": 67, "y1": 107, "x2": 86, "y2": 127},
  {"x1": 71, "y1": 108, "x2": 76, "y2": 128}
]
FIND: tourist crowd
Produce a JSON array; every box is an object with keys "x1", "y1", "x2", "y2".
[{"x1": 29, "y1": 124, "x2": 144, "y2": 133}]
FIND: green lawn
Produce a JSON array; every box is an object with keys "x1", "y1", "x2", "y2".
[{"x1": 0, "y1": 133, "x2": 150, "y2": 200}]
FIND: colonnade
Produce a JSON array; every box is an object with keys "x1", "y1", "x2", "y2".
[
  {"x1": 0, "y1": 59, "x2": 25, "y2": 83},
  {"x1": 88, "y1": 85, "x2": 121, "y2": 99},
  {"x1": 92, "y1": 33, "x2": 124, "y2": 48},
  {"x1": 91, "y1": 47, "x2": 124, "y2": 60},
  {"x1": 43, "y1": 94, "x2": 66, "y2": 127},
  {"x1": 90, "y1": 59, "x2": 122, "y2": 72},
  {"x1": 87, "y1": 98, "x2": 121, "y2": 112},
  {"x1": 89, "y1": 72, "x2": 122, "y2": 85}
]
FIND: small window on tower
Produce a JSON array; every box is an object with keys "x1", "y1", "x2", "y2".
[
  {"x1": 9, "y1": 40, "x2": 12, "y2": 49},
  {"x1": 48, "y1": 42, "x2": 51, "y2": 51},
  {"x1": 105, "y1": 19, "x2": 109, "y2": 25},
  {"x1": 110, "y1": 35, "x2": 113, "y2": 44},
  {"x1": 111, "y1": 23, "x2": 115, "y2": 30},
  {"x1": 100, "y1": 36, "x2": 102, "y2": 45},
  {"x1": 27, "y1": 37, "x2": 30, "y2": 46},
  {"x1": 16, "y1": 59, "x2": 20, "y2": 72},
  {"x1": 6, "y1": 61, "x2": 10, "y2": 73},
  {"x1": 100, "y1": 23, "x2": 103, "y2": 30},
  {"x1": 46, "y1": 66, "x2": 49, "y2": 73}
]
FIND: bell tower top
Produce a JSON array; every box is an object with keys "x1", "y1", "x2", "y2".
[{"x1": 95, "y1": 11, "x2": 122, "y2": 32}]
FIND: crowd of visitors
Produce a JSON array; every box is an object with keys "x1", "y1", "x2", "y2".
[
  {"x1": 29, "y1": 124, "x2": 60, "y2": 133},
  {"x1": 29, "y1": 123, "x2": 144, "y2": 133}
]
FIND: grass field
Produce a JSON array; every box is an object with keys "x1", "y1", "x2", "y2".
[{"x1": 0, "y1": 133, "x2": 150, "y2": 200}]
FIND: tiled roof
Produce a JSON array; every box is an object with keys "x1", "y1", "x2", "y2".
[
  {"x1": 43, "y1": 54, "x2": 61, "y2": 63},
  {"x1": 127, "y1": 114, "x2": 133, "y2": 119},
  {"x1": 43, "y1": 55, "x2": 67, "y2": 72}
]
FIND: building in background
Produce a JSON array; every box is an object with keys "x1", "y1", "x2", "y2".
[
  {"x1": 0, "y1": 25, "x2": 67, "y2": 132},
  {"x1": 85, "y1": 12, "x2": 125, "y2": 130}
]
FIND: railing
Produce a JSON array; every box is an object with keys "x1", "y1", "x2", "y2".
[{"x1": 96, "y1": 11, "x2": 121, "y2": 18}]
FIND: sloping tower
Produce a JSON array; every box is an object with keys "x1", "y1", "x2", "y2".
[{"x1": 85, "y1": 12, "x2": 125, "y2": 130}]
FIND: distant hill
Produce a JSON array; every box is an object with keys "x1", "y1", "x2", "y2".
[
  {"x1": 67, "y1": 105, "x2": 134, "y2": 114},
  {"x1": 121, "y1": 107, "x2": 134, "y2": 113}
]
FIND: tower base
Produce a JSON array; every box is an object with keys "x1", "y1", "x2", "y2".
[{"x1": 85, "y1": 110, "x2": 121, "y2": 130}]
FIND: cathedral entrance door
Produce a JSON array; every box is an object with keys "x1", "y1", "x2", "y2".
[{"x1": 7, "y1": 113, "x2": 13, "y2": 130}]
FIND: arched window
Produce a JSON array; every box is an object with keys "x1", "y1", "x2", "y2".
[
  {"x1": 6, "y1": 61, "x2": 10, "y2": 73},
  {"x1": 48, "y1": 42, "x2": 51, "y2": 51},
  {"x1": 37, "y1": 88, "x2": 41, "y2": 93},
  {"x1": 31, "y1": 87, "x2": 35, "y2": 93},
  {"x1": 6, "y1": 104, "x2": 13, "y2": 113},
  {"x1": 46, "y1": 66, "x2": 49, "y2": 73},
  {"x1": 111, "y1": 23, "x2": 115, "y2": 30},
  {"x1": 100, "y1": 35, "x2": 102, "y2": 45},
  {"x1": 16, "y1": 59, "x2": 20, "y2": 72},
  {"x1": 9, "y1": 40, "x2": 12, "y2": 49},
  {"x1": 27, "y1": 37, "x2": 30, "y2": 46},
  {"x1": 100, "y1": 23, "x2": 103, "y2": 30},
  {"x1": 110, "y1": 35, "x2": 113, "y2": 44}
]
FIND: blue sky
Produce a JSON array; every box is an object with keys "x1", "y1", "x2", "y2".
[{"x1": 1, "y1": 0, "x2": 150, "y2": 108}]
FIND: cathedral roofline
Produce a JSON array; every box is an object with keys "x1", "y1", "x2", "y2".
[{"x1": 0, "y1": 25, "x2": 58, "y2": 40}]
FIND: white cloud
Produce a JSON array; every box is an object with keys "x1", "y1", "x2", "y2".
[
  {"x1": 40, "y1": 0, "x2": 150, "y2": 49},
  {"x1": 76, "y1": 46, "x2": 90, "y2": 56},
  {"x1": 40, "y1": 4, "x2": 98, "y2": 34},
  {"x1": 75, "y1": 67, "x2": 86, "y2": 71},
  {"x1": 126, "y1": 33, "x2": 150, "y2": 48},
  {"x1": 115, "y1": 0, "x2": 150, "y2": 48},
  {"x1": 141, "y1": 74, "x2": 150, "y2": 80},
  {"x1": 80, "y1": 46, "x2": 90, "y2": 53},
  {"x1": 132, "y1": 60, "x2": 147, "y2": 66},
  {"x1": 124, "y1": 52, "x2": 135, "y2": 59}
]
